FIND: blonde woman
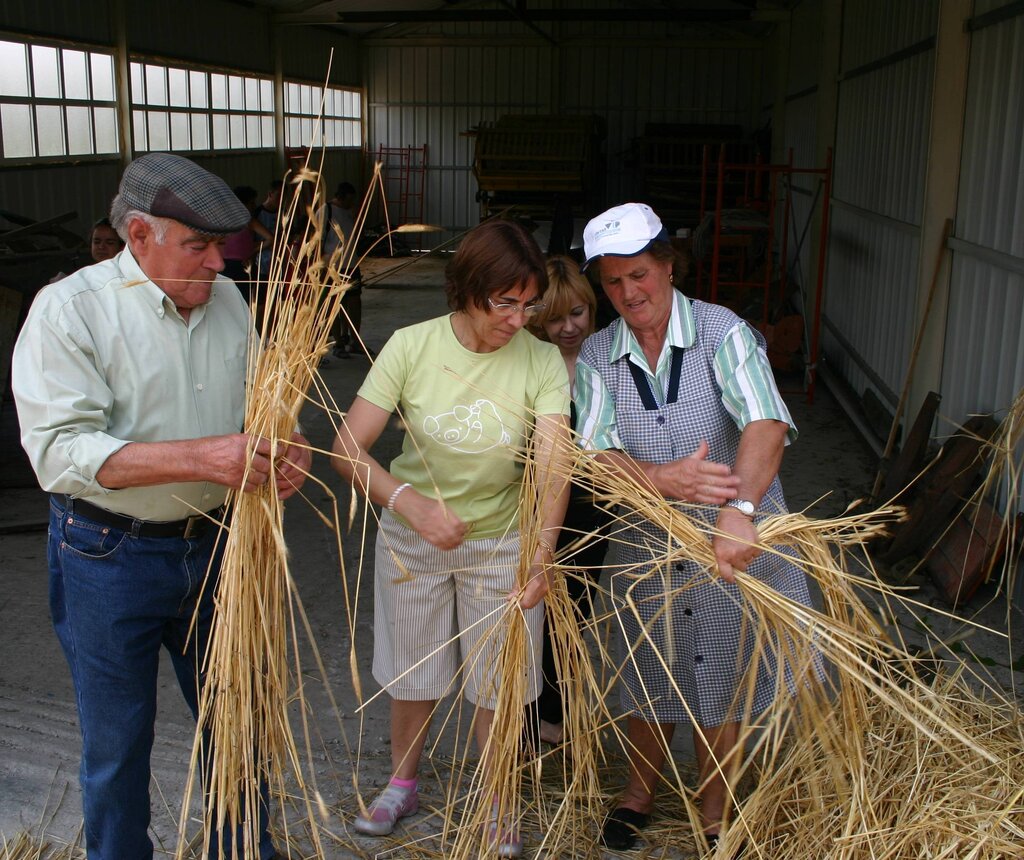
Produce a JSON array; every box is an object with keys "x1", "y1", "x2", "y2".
[{"x1": 527, "y1": 256, "x2": 609, "y2": 746}]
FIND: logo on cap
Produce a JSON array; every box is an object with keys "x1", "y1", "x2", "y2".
[{"x1": 594, "y1": 220, "x2": 621, "y2": 240}]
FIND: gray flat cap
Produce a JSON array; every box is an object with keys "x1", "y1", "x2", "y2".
[{"x1": 117, "y1": 153, "x2": 250, "y2": 235}]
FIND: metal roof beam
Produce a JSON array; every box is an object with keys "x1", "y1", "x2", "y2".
[{"x1": 274, "y1": 8, "x2": 778, "y2": 25}]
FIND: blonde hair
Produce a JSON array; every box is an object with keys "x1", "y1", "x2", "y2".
[{"x1": 529, "y1": 255, "x2": 597, "y2": 339}]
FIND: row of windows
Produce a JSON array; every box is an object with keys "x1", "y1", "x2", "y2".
[
  {"x1": 0, "y1": 39, "x2": 362, "y2": 161},
  {"x1": 0, "y1": 41, "x2": 119, "y2": 159}
]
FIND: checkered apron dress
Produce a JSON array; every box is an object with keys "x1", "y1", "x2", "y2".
[{"x1": 581, "y1": 299, "x2": 818, "y2": 727}]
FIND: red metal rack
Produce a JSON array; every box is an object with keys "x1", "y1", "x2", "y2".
[
  {"x1": 694, "y1": 145, "x2": 832, "y2": 401},
  {"x1": 377, "y1": 143, "x2": 427, "y2": 227}
]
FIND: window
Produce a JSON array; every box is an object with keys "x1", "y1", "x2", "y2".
[
  {"x1": 284, "y1": 82, "x2": 361, "y2": 149},
  {"x1": 0, "y1": 39, "x2": 118, "y2": 160},
  {"x1": 130, "y1": 61, "x2": 274, "y2": 152}
]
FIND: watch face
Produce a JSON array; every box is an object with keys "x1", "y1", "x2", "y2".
[{"x1": 731, "y1": 499, "x2": 755, "y2": 515}]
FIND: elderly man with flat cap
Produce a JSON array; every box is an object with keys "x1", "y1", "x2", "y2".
[{"x1": 12, "y1": 153, "x2": 308, "y2": 860}]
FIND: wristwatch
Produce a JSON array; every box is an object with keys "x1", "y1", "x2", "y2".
[{"x1": 723, "y1": 498, "x2": 756, "y2": 517}]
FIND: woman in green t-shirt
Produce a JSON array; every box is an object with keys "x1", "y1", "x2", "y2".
[{"x1": 332, "y1": 218, "x2": 571, "y2": 857}]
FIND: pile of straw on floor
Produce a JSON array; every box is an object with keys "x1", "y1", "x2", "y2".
[
  {"x1": 732, "y1": 669, "x2": 1024, "y2": 859},
  {"x1": 0, "y1": 830, "x2": 82, "y2": 860}
]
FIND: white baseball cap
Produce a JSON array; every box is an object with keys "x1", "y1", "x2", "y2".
[{"x1": 582, "y1": 202, "x2": 669, "y2": 271}]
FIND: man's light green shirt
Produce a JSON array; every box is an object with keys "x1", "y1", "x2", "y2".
[{"x1": 12, "y1": 247, "x2": 252, "y2": 520}]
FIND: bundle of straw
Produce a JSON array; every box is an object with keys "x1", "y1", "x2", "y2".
[
  {"x1": 176, "y1": 160, "x2": 362, "y2": 859},
  {"x1": 521, "y1": 428, "x2": 1024, "y2": 858}
]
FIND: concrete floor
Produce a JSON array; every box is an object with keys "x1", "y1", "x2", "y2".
[{"x1": 1, "y1": 256, "x2": 1019, "y2": 855}]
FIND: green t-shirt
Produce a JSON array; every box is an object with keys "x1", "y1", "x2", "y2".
[{"x1": 358, "y1": 314, "x2": 569, "y2": 538}]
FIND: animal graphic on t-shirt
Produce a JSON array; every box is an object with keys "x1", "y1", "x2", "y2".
[{"x1": 422, "y1": 399, "x2": 511, "y2": 453}]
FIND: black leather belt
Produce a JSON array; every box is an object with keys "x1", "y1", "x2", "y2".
[{"x1": 55, "y1": 495, "x2": 226, "y2": 539}]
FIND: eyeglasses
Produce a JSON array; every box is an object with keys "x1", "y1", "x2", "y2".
[{"x1": 487, "y1": 296, "x2": 547, "y2": 317}]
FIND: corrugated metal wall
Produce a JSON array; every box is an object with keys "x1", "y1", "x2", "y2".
[
  {"x1": 364, "y1": 42, "x2": 553, "y2": 235},
  {"x1": 821, "y1": 0, "x2": 937, "y2": 409},
  {"x1": 786, "y1": 0, "x2": 820, "y2": 95},
  {"x1": 942, "y1": 8, "x2": 1024, "y2": 425},
  {"x1": 363, "y1": 11, "x2": 764, "y2": 245},
  {"x1": 778, "y1": 0, "x2": 822, "y2": 288},
  {"x1": 1, "y1": 1, "x2": 113, "y2": 45},
  {"x1": 126, "y1": 0, "x2": 271, "y2": 73},
  {"x1": 780, "y1": 94, "x2": 819, "y2": 287},
  {"x1": 560, "y1": 42, "x2": 762, "y2": 204},
  {"x1": 841, "y1": 0, "x2": 939, "y2": 69}
]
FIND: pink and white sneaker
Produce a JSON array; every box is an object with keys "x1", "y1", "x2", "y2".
[
  {"x1": 486, "y1": 800, "x2": 523, "y2": 858},
  {"x1": 353, "y1": 783, "x2": 419, "y2": 836}
]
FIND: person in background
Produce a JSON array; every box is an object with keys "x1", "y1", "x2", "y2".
[
  {"x1": 319, "y1": 181, "x2": 368, "y2": 359},
  {"x1": 48, "y1": 218, "x2": 125, "y2": 284},
  {"x1": 252, "y1": 179, "x2": 283, "y2": 285},
  {"x1": 12, "y1": 152, "x2": 309, "y2": 860},
  {"x1": 526, "y1": 255, "x2": 608, "y2": 746},
  {"x1": 89, "y1": 217, "x2": 124, "y2": 263},
  {"x1": 332, "y1": 218, "x2": 570, "y2": 857},
  {"x1": 574, "y1": 203, "x2": 817, "y2": 853},
  {"x1": 222, "y1": 185, "x2": 273, "y2": 305}
]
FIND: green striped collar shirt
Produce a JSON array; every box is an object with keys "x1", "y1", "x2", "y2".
[{"x1": 574, "y1": 290, "x2": 796, "y2": 451}]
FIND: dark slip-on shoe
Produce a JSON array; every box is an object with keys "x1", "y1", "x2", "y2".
[{"x1": 600, "y1": 807, "x2": 651, "y2": 851}]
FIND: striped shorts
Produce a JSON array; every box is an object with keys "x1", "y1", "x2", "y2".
[{"x1": 372, "y1": 512, "x2": 544, "y2": 709}]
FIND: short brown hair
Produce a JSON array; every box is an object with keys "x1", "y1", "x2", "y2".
[
  {"x1": 529, "y1": 255, "x2": 597, "y2": 338},
  {"x1": 445, "y1": 218, "x2": 548, "y2": 311}
]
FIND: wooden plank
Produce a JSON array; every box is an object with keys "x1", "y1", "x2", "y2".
[
  {"x1": 883, "y1": 414, "x2": 1000, "y2": 561},
  {"x1": 926, "y1": 499, "x2": 1009, "y2": 607},
  {"x1": 0, "y1": 211, "x2": 77, "y2": 243},
  {"x1": 877, "y1": 390, "x2": 942, "y2": 503}
]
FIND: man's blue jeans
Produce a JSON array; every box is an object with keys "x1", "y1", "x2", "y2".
[{"x1": 48, "y1": 498, "x2": 275, "y2": 860}]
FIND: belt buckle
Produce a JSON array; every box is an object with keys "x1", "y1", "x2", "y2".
[{"x1": 183, "y1": 514, "x2": 201, "y2": 539}]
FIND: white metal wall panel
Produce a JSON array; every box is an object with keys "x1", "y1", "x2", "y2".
[
  {"x1": 833, "y1": 50, "x2": 933, "y2": 224},
  {"x1": 841, "y1": 0, "x2": 939, "y2": 72},
  {"x1": 942, "y1": 257, "x2": 1024, "y2": 423},
  {"x1": 824, "y1": 207, "x2": 921, "y2": 404},
  {"x1": 940, "y1": 10, "x2": 1024, "y2": 430},
  {"x1": 188, "y1": 152, "x2": 278, "y2": 193},
  {"x1": 365, "y1": 41, "x2": 552, "y2": 239},
  {"x1": 821, "y1": 10, "x2": 936, "y2": 412},
  {"x1": 398, "y1": 0, "x2": 763, "y2": 43},
  {"x1": 956, "y1": 14, "x2": 1024, "y2": 258}
]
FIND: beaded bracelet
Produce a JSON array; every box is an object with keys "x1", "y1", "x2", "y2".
[{"x1": 387, "y1": 482, "x2": 412, "y2": 512}]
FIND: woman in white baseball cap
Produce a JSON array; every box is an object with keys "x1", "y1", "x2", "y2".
[{"x1": 574, "y1": 202, "x2": 819, "y2": 853}]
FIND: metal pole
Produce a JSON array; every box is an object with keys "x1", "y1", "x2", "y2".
[{"x1": 807, "y1": 147, "x2": 833, "y2": 403}]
